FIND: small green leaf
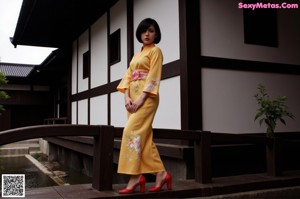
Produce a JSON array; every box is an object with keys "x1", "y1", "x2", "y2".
[
  {"x1": 279, "y1": 118, "x2": 286, "y2": 125},
  {"x1": 254, "y1": 112, "x2": 264, "y2": 121},
  {"x1": 259, "y1": 119, "x2": 264, "y2": 126}
]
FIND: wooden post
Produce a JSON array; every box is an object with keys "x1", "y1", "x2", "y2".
[
  {"x1": 194, "y1": 131, "x2": 211, "y2": 183},
  {"x1": 266, "y1": 137, "x2": 283, "y2": 176},
  {"x1": 92, "y1": 125, "x2": 115, "y2": 191}
]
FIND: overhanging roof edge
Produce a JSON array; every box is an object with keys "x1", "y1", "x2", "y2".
[{"x1": 11, "y1": 0, "x2": 37, "y2": 48}]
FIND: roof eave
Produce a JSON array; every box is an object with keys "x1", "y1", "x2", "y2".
[
  {"x1": 11, "y1": 0, "x2": 118, "y2": 48},
  {"x1": 11, "y1": 0, "x2": 37, "y2": 48}
]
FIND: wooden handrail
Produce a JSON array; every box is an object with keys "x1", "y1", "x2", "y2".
[
  {"x1": 211, "y1": 133, "x2": 285, "y2": 177},
  {"x1": 211, "y1": 132, "x2": 271, "y2": 145},
  {"x1": 115, "y1": 127, "x2": 211, "y2": 183},
  {"x1": 1, "y1": 125, "x2": 296, "y2": 190},
  {"x1": 114, "y1": 127, "x2": 205, "y2": 140},
  {"x1": 0, "y1": 125, "x2": 99, "y2": 146},
  {"x1": 0, "y1": 124, "x2": 114, "y2": 191},
  {"x1": 116, "y1": 127, "x2": 289, "y2": 181}
]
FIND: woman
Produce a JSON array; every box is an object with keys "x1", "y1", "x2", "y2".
[{"x1": 117, "y1": 18, "x2": 172, "y2": 194}]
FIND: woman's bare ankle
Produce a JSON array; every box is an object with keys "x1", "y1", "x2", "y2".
[{"x1": 126, "y1": 175, "x2": 141, "y2": 188}]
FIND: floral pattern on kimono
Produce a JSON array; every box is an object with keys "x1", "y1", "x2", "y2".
[{"x1": 125, "y1": 131, "x2": 141, "y2": 161}]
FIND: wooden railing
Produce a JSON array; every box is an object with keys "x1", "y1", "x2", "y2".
[
  {"x1": 1, "y1": 125, "x2": 299, "y2": 191},
  {"x1": 0, "y1": 125, "x2": 114, "y2": 191},
  {"x1": 114, "y1": 127, "x2": 212, "y2": 183},
  {"x1": 211, "y1": 133, "x2": 280, "y2": 176}
]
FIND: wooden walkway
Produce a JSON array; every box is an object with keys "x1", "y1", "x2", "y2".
[{"x1": 24, "y1": 170, "x2": 300, "y2": 198}]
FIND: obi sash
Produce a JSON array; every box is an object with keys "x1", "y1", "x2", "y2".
[{"x1": 131, "y1": 70, "x2": 148, "y2": 81}]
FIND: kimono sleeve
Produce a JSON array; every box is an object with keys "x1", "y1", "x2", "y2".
[
  {"x1": 143, "y1": 47, "x2": 163, "y2": 97},
  {"x1": 117, "y1": 67, "x2": 132, "y2": 93}
]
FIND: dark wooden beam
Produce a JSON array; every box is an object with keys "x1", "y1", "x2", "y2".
[{"x1": 179, "y1": 0, "x2": 202, "y2": 130}]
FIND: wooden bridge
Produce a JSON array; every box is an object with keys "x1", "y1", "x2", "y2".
[{"x1": 1, "y1": 125, "x2": 300, "y2": 198}]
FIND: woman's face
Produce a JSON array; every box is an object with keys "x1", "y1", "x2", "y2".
[{"x1": 141, "y1": 25, "x2": 157, "y2": 45}]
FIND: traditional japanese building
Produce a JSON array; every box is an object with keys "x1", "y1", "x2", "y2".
[{"x1": 5, "y1": 0, "x2": 300, "y2": 180}]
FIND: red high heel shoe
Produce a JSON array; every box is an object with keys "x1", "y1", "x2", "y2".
[
  {"x1": 148, "y1": 172, "x2": 172, "y2": 192},
  {"x1": 118, "y1": 175, "x2": 146, "y2": 194}
]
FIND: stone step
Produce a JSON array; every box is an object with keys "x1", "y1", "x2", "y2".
[
  {"x1": 1, "y1": 139, "x2": 40, "y2": 147},
  {"x1": 1, "y1": 143, "x2": 40, "y2": 152},
  {"x1": 0, "y1": 147, "x2": 29, "y2": 157},
  {"x1": 12, "y1": 138, "x2": 40, "y2": 145},
  {"x1": 0, "y1": 139, "x2": 41, "y2": 157}
]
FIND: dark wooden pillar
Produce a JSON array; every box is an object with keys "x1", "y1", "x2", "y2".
[
  {"x1": 179, "y1": 0, "x2": 202, "y2": 130},
  {"x1": 92, "y1": 125, "x2": 115, "y2": 191},
  {"x1": 194, "y1": 131, "x2": 211, "y2": 183}
]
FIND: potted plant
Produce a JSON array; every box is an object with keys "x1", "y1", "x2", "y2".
[
  {"x1": 254, "y1": 83, "x2": 295, "y2": 137},
  {"x1": 254, "y1": 83, "x2": 295, "y2": 176}
]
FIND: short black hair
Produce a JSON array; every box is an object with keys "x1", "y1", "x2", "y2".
[{"x1": 136, "y1": 18, "x2": 161, "y2": 44}]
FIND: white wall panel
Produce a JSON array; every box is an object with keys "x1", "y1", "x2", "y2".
[
  {"x1": 133, "y1": 0, "x2": 180, "y2": 64},
  {"x1": 71, "y1": 102, "x2": 77, "y2": 124},
  {"x1": 71, "y1": 41, "x2": 77, "y2": 94},
  {"x1": 90, "y1": 95, "x2": 108, "y2": 125},
  {"x1": 202, "y1": 68, "x2": 300, "y2": 134},
  {"x1": 200, "y1": 0, "x2": 300, "y2": 65},
  {"x1": 91, "y1": 14, "x2": 108, "y2": 88},
  {"x1": 110, "y1": 0, "x2": 128, "y2": 82},
  {"x1": 153, "y1": 77, "x2": 181, "y2": 129},
  {"x1": 78, "y1": 31, "x2": 89, "y2": 92},
  {"x1": 111, "y1": 91, "x2": 127, "y2": 127},
  {"x1": 78, "y1": 99, "x2": 88, "y2": 125}
]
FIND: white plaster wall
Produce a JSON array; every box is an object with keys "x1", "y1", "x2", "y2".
[
  {"x1": 78, "y1": 99, "x2": 88, "y2": 124},
  {"x1": 91, "y1": 14, "x2": 108, "y2": 88},
  {"x1": 78, "y1": 31, "x2": 89, "y2": 92},
  {"x1": 202, "y1": 68, "x2": 300, "y2": 134},
  {"x1": 153, "y1": 76, "x2": 181, "y2": 129},
  {"x1": 110, "y1": 0, "x2": 128, "y2": 82},
  {"x1": 111, "y1": 91, "x2": 127, "y2": 127},
  {"x1": 133, "y1": 0, "x2": 180, "y2": 64},
  {"x1": 71, "y1": 101, "x2": 77, "y2": 124},
  {"x1": 90, "y1": 95, "x2": 108, "y2": 125},
  {"x1": 200, "y1": 0, "x2": 300, "y2": 65},
  {"x1": 71, "y1": 41, "x2": 77, "y2": 95},
  {"x1": 39, "y1": 139, "x2": 49, "y2": 156}
]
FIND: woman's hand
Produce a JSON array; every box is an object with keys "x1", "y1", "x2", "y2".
[
  {"x1": 124, "y1": 90, "x2": 148, "y2": 113},
  {"x1": 131, "y1": 92, "x2": 148, "y2": 113},
  {"x1": 124, "y1": 89, "x2": 135, "y2": 113},
  {"x1": 125, "y1": 97, "x2": 134, "y2": 113}
]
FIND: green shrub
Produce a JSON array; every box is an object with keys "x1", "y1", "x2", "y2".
[{"x1": 254, "y1": 83, "x2": 295, "y2": 137}]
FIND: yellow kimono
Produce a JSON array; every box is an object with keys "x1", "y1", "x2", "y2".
[{"x1": 117, "y1": 44, "x2": 166, "y2": 174}]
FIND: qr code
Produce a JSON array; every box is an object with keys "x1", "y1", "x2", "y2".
[{"x1": 1, "y1": 174, "x2": 25, "y2": 197}]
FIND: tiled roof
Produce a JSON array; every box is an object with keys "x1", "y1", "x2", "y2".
[{"x1": 0, "y1": 63, "x2": 35, "y2": 78}]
